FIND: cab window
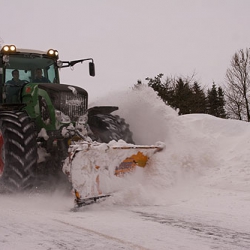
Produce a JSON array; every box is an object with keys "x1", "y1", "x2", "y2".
[
  {"x1": 5, "y1": 69, "x2": 31, "y2": 83},
  {"x1": 47, "y1": 64, "x2": 57, "y2": 83}
]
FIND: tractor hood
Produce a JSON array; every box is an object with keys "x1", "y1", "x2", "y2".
[
  {"x1": 38, "y1": 83, "x2": 88, "y2": 96},
  {"x1": 38, "y1": 83, "x2": 88, "y2": 122}
]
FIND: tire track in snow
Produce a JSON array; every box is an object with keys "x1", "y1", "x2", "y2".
[
  {"x1": 54, "y1": 219, "x2": 150, "y2": 250},
  {"x1": 136, "y1": 212, "x2": 250, "y2": 249}
]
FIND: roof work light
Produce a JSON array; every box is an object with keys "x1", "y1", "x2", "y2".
[
  {"x1": 1, "y1": 45, "x2": 16, "y2": 54},
  {"x1": 47, "y1": 49, "x2": 59, "y2": 58}
]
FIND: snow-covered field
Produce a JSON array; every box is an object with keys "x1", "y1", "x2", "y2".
[{"x1": 1, "y1": 86, "x2": 250, "y2": 250}]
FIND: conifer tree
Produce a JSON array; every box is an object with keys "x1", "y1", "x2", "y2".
[
  {"x1": 217, "y1": 87, "x2": 227, "y2": 118},
  {"x1": 171, "y1": 78, "x2": 193, "y2": 114},
  {"x1": 191, "y1": 82, "x2": 206, "y2": 113},
  {"x1": 207, "y1": 83, "x2": 218, "y2": 116},
  {"x1": 144, "y1": 74, "x2": 226, "y2": 118},
  {"x1": 207, "y1": 83, "x2": 226, "y2": 118}
]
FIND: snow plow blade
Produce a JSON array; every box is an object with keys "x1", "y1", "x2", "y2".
[{"x1": 63, "y1": 140, "x2": 165, "y2": 208}]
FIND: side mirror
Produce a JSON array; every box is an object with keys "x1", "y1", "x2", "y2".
[{"x1": 89, "y1": 62, "x2": 95, "y2": 77}]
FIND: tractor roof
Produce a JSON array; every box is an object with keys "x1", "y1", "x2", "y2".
[
  {"x1": 1, "y1": 45, "x2": 59, "y2": 59},
  {"x1": 16, "y1": 48, "x2": 47, "y2": 55}
]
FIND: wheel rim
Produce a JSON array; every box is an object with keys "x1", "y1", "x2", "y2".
[{"x1": 0, "y1": 131, "x2": 4, "y2": 176}]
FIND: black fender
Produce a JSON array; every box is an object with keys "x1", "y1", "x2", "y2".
[
  {"x1": 87, "y1": 106, "x2": 118, "y2": 118},
  {"x1": 86, "y1": 106, "x2": 134, "y2": 143}
]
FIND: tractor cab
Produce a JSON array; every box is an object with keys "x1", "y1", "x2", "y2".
[
  {"x1": 0, "y1": 45, "x2": 60, "y2": 104},
  {"x1": 0, "y1": 45, "x2": 95, "y2": 104}
]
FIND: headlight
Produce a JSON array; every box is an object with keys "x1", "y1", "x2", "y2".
[
  {"x1": 1, "y1": 45, "x2": 16, "y2": 54},
  {"x1": 47, "y1": 49, "x2": 59, "y2": 58},
  {"x1": 10, "y1": 45, "x2": 16, "y2": 51},
  {"x1": 3, "y1": 46, "x2": 9, "y2": 52},
  {"x1": 55, "y1": 110, "x2": 71, "y2": 124},
  {"x1": 48, "y1": 49, "x2": 54, "y2": 55}
]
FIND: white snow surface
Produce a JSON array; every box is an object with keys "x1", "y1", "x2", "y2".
[{"x1": 1, "y1": 86, "x2": 250, "y2": 250}]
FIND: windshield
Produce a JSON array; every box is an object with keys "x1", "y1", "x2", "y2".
[{"x1": 4, "y1": 54, "x2": 58, "y2": 83}]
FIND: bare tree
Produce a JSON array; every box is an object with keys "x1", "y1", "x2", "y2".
[
  {"x1": 225, "y1": 48, "x2": 250, "y2": 121},
  {"x1": 224, "y1": 85, "x2": 244, "y2": 120}
]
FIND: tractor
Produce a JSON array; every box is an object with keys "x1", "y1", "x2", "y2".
[{"x1": 0, "y1": 44, "x2": 133, "y2": 192}]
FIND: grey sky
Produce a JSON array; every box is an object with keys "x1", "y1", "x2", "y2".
[{"x1": 1, "y1": 0, "x2": 250, "y2": 100}]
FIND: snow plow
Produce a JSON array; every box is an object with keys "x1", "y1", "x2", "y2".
[{"x1": 63, "y1": 140, "x2": 165, "y2": 207}]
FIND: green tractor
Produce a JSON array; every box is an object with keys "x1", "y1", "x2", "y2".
[{"x1": 0, "y1": 44, "x2": 133, "y2": 192}]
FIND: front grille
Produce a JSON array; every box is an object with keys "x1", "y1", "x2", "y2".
[
  {"x1": 38, "y1": 83, "x2": 88, "y2": 122},
  {"x1": 54, "y1": 91, "x2": 87, "y2": 121}
]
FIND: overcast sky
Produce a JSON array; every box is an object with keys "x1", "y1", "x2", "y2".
[{"x1": 1, "y1": 0, "x2": 250, "y2": 100}]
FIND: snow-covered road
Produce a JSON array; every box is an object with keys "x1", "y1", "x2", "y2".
[{"x1": 1, "y1": 183, "x2": 250, "y2": 250}]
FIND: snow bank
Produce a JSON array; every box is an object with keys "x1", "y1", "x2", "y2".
[{"x1": 181, "y1": 114, "x2": 250, "y2": 191}]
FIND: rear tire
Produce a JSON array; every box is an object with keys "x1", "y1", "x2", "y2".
[
  {"x1": 0, "y1": 111, "x2": 37, "y2": 192},
  {"x1": 88, "y1": 114, "x2": 134, "y2": 143}
]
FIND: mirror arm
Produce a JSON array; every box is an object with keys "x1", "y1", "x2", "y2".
[{"x1": 59, "y1": 58, "x2": 94, "y2": 68}]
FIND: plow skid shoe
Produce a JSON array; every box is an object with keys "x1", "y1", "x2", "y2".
[
  {"x1": 74, "y1": 194, "x2": 111, "y2": 208},
  {"x1": 63, "y1": 140, "x2": 165, "y2": 206}
]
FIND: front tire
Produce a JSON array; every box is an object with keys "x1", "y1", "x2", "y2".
[{"x1": 0, "y1": 111, "x2": 37, "y2": 192}]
